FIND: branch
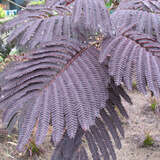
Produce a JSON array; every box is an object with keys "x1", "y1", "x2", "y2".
[{"x1": 5, "y1": 0, "x2": 25, "y2": 9}]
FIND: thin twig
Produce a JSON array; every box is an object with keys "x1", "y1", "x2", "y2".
[{"x1": 5, "y1": 0, "x2": 25, "y2": 9}]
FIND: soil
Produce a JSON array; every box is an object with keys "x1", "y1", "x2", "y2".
[
  {"x1": 116, "y1": 91, "x2": 160, "y2": 160},
  {"x1": 0, "y1": 90, "x2": 160, "y2": 160}
]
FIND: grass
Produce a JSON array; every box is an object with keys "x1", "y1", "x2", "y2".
[
  {"x1": 25, "y1": 139, "x2": 43, "y2": 157},
  {"x1": 132, "y1": 81, "x2": 137, "y2": 90},
  {"x1": 149, "y1": 97, "x2": 158, "y2": 112},
  {"x1": 143, "y1": 133, "x2": 154, "y2": 147},
  {"x1": 151, "y1": 101, "x2": 157, "y2": 111}
]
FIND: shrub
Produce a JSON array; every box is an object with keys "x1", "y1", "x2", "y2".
[
  {"x1": 0, "y1": 7, "x2": 5, "y2": 18},
  {"x1": 0, "y1": 0, "x2": 160, "y2": 160}
]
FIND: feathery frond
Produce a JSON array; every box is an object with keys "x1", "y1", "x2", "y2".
[
  {"x1": 111, "y1": 0, "x2": 160, "y2": 41},
  {"x1": 45, "y1": 0, "x2": 74, "y2": 7},
  {"x1": 51, "y1": 81, "x2": 131, "y2": 160},
  {"x1": 72, "y1": 0, "x2": 112, "y2": 38},
  {"x1": 0, "y1": 38, "x2": 109, "y2": 151},
  {"x1": 0, "y1": 4, "x2": 75, "y2": 49},
  {"x1": 100, "y1": 27, "x2": 160, "y2": 96}
]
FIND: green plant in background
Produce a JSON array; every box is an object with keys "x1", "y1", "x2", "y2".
[
  {"x1": 105, "y1": 0, "x2": 120, "y2": 13},
  {"x1": 0, "y1": 7, "x2": 6, "y2": 18},
  {"x1": 151, "y1": 101, "x2": 157, "y2": 112},
  {"x1": 28, "y1": 0, "x2": 45, "y2": 6},
  {"x1": 143, "y1": 133, "x2": 154, "y2": 147},
  {"x1": 0, "y1": 53, "x2": 5, "y2": 62},
  {"x1": 132, "y1": 81, "x2": 137, "y2": 90},
  {"x1": 26, "y1": 139, "x2": 42, "y2": 157},
  {"x1": 0, "y1": 39, "x2": 13, "y2": 62},
  {"x1": 106, "y1": 0, "x2": 112, "y2": 8},
  {"x1": 150, "y1": 97, "x2": 158, "y2": 112}
]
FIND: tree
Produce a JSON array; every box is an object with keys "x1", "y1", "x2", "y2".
[{"x1": 0, "y1": 0, "x2": 160, "y2": 159}]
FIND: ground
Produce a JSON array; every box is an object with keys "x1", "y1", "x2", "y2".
[
  {"x1": 0, "y1": 90, "x2": 160, "y2": 160},
  {"x1": 116, "y1": 90, "x2": 160, "y2": 160}
]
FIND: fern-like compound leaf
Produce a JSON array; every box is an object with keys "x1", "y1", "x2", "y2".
[
  {"x1": 72, "y1": 0, "x2": 112, "y2": 38},
  {"x1": 111, "y1": 0, "x2": 160, "y2": 41},
  {"x1": 0, "y1": 38, "x2": 109, "y2": 151},
  {"x1": 100, "y1": 27, "x2": 160, "y2": 96},
  {"x1": 45, "y1": 0, "x2": 73, "y2": 7},
  {"x1": 51, "y1": 82, "x2": 131, "y2": 160},
  {"x1": 0, "y1": 4, "x2": 76, "y2": 49}
]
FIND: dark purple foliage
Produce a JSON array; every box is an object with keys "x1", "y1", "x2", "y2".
[
  {"x1": 100, "y1": 25, "x2": 160, "y2": 96},
  {"x1": 111, "y1": 0, "x2": 160, "y2": 41},
  {"x1": 1, "y1": 0, "x2": 160, "y2": 160}
]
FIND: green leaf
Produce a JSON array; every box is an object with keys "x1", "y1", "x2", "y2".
[
  {"x1": 28, "y1": 0, "x2": 45, "y2": 6},
  {"x1": 106, "y1": 0, "x2": 112, "y2": 8}
]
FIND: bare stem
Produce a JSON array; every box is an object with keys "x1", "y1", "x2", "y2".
[{"x1": 5, "y1": 0, "x2": 25, "y2": 9}]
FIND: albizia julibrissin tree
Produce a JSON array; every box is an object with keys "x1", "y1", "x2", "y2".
[{"x1": 0, "y1": 0, "x2": 160, "y2": 159}]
